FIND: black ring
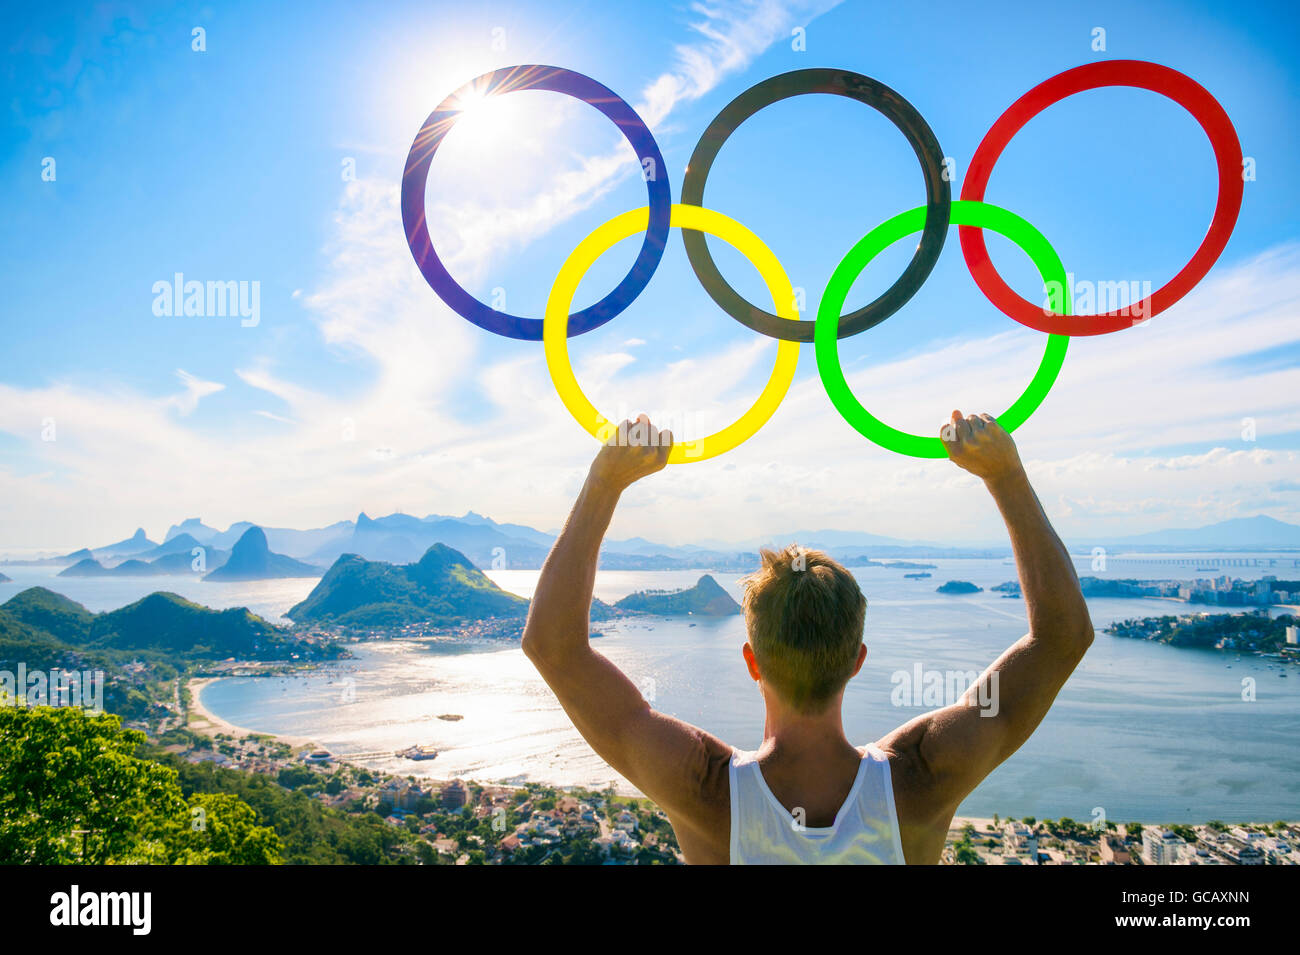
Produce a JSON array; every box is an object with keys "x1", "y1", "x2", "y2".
[{"x1": 680, "y1": 68, "x2": 951, "y2": 342}]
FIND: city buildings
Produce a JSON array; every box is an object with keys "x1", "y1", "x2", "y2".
[{"x1": 1142, "y1": 827, "x2": 1187, "y2": 865}]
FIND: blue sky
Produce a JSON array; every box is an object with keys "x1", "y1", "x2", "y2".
[{"x1": 2, "y1": 0, "x2": 1299, "y2": 551}]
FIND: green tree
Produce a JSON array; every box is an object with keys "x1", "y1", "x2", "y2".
[
  {"x1": 954, "y1": 843, "x2": 982, "y2": 865},
  {"x1": 148, "y1": 793, "x2": 282, "y2": 864},
  {"x1": 0, "y1": 706, "x2": 183, "y2": 864},
  {"x1": 276, "y1": 764, "x2": 317, "y2": 790},
  {"x1": 0, "y1": 707, "x2": 279, "y2": 865}
]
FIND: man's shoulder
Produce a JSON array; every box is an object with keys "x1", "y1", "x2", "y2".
[
  {"x1": 696, "y1": 733, "x2": 735, "y2": 806},
  {"x1": 871, "y1": 719, "x2": 962, "y2": 834},
  {"x1": 662, "y1": 732, "x2": 733, "y2": 863}
]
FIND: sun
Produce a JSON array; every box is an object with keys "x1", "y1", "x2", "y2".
[{"x1": 447, "y1": 86, "x2": 528, "y2": 152}]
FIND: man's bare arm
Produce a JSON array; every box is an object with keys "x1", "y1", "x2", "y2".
[
  {"x1": 520, "y1": 416, "x2": 730, "y2": 826},
  {"x1": 882, "y1": 411, "x2": 1094, "y2": 818}
]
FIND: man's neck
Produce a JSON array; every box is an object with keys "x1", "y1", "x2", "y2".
[{"x1": 759, "y1": 695, "x2": 858, "y2": 760}]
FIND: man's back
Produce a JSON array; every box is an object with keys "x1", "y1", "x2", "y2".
[
  {"x1": 522, "y1": 411, "x2": 1094, "y2": 864},
  {"x1": 727, "y1": 745, "x2": 904, "y2": 864}
]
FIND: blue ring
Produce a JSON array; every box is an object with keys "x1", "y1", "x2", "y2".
[{"x1": 401, "y1": 65, "x2": 671, "y2": 341}]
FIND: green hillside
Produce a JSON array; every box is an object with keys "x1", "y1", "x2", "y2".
[
  {"x1": 614, "y1": 575, "x2": 741, "y2": 616},
  {"x1": 90, "y1": 592, "x2": 292, "y2": 656},
  {"x1": 0, "y1": 586, "x2": 96, "y2": 642},
  {"x1": 288, "y1": 543, "x2": 529, "y2": 627}
]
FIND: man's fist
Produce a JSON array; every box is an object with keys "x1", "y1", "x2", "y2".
[
  {"x1": 589, "y1": 414, "x2": 673, "y2": 492},
  {"x1": 940, "y1": 410, "x2": 1023, "y2": 484}
]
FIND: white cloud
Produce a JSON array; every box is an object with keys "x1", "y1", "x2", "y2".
[
  {"x1": 4, "y1": 4, "x2": 1299, "y2": 553},
  {"x1": 166, "y1": 369, "x2": 224, "y2": 417}
]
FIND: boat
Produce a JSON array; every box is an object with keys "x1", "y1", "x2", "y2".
[{"x1": 396, "y1": 745, "x2": 439, "y2": 761}]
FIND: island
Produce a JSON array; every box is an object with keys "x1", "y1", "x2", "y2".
[
  {"x1": 57, "y1": 548, "x2": 232, "y2": 578},
  {"x1": 288, "y1": 543, "x2": 530, "y2": 628},
  {"x1": 1106, "y1": 610, "x2": 1300, "y2": 659},
  {"x1": 937, "y1": 580, "x2": 983, "y2": 594},
  {"x1": 614, "y1": 575, "x2": 741, "y2": 616}
]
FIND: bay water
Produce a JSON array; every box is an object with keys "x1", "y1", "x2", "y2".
[{"x1": 3, "y1": 555, "x2": 1297, "y2": 822}]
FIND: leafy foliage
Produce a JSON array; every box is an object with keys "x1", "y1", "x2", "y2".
[{"x1": 0, "y1": 706, "x2": 279, "y2": 864}]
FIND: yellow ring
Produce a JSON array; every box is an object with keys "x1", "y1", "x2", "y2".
[{"x1": 543, "y1": 204, "x2": 801, "y2": 464}]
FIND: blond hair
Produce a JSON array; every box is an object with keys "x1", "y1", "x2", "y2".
[{"x1": 740, "y1": 545, "x2": 867, "y2": 713}]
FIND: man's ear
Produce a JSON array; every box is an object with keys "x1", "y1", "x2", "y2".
[
  {"x1": 850, "y1": 643, "x2": 867, "y2": 677},
  {"x1": 742, "y1": 642, "x2": 762, "y2": 682}
]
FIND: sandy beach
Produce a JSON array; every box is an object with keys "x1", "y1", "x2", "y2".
[
  {"x1": 950, "y1": 816, "x2": 999, "y2": 835},
  {"x1": 185, "y1": 677, "x2": 319, "y2": 749}
]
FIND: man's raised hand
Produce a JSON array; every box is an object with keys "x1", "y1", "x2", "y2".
[
  {"x1": 589, "y1": 413, "x2": 673, "y2": 493},
  {"x1": 940, "y1": 410, "x2": 1023, "y2": 485}
]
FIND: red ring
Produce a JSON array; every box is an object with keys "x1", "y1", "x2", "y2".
[{"x1": 959, "y1": 60, "x2": 1243, "y2": 336}]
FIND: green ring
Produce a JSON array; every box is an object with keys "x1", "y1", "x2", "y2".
[{"x1": 814, "y1": 199, "x2": 1072, "y2": 458}]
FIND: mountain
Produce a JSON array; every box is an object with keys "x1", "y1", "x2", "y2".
[
  {"x1": 148, "y1": 548, "x2": 229, "y2": 575},
  {"x1": 0, "y1": 587, "x2": 327, "y2": 662},
  {"x1": 437, "y1": 511, "x2": 556, "y2": 548},
  {"x1": 203, "y1": 527, "x2": 319, "y2": 582},
  {"x1": 91, "y1": 528, "x2": 156, "y2": 559},
  {"x1": 164, "y1": 518, "x2": 220, "y2": 543},
  {"x1": 0, "y1": 589, "x2": 332, "y2": 721},
  {"x1": 207, "y1": 520, "x2": 353, "y2": 558},
  {"x1": 140, "y1": 532, "x2": 205, "y2": 559},
  {"x1": 288, "y1": 543, "x2": 531, "y2": 627},
  {"x1": 0, "y1": 573, "x2": 9, "y2": 583},
  {"x1": 1104, "y1": 515, "x2": 1300, "y2": 550},
  {"x1": 91, "y1": 592, "x2": 288, "y2": 656},
  {"x1": 305, "y1": 512, "x2": 552, "y2": 568},
  {"x1": 0, "y1": 587, "x2": 96, "y2": 642},
  {"x1": 53, "y1": 529, "x2": 155, "y2": 566},
  {"x1": 58, "y1": 558, "x2": 110, "y2": 577},
  {"x1": 614, "y1": 575, "x2": 742, "y2": 616},
  {"x1": 58, "y1": 557, "x2": 168, "y2": 578},
  {"x1": 109, "y1": 559, "x2": 159, "y2": 576}
]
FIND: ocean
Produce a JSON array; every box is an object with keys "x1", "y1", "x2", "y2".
[{"x1": 3, "y1": 554, "x2": 1298, "y2": 823}]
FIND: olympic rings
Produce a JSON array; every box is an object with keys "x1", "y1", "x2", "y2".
[
  {"x1": 680, "y1": 68, "x2": 951, "y2": 343},
  {"x1": 403, "y1": 59, "x2": 1243, "y2": 460},
  {"x1": 401, "y1": 66, "x2": 671, "y2": 341},
  {"x1": 816, "y1": 200, "x2": 1071, "y2": 458},
  {"x1": 544, "y1": 204, "x2": 801, "y2": 464},
  {"x1": 959, "y1": 60, "x2": 1243, "y2": 336}
]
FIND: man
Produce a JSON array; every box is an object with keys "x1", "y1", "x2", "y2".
[{"x1": 521, "y1": 411, "x2": 1093, "y2": 864}]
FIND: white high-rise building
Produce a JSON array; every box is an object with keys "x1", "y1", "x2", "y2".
[
  {"x1": 1142, "y1": 827, "x2": 1186, "y2": 865},
  {"x1": 1286, "y1": 626, "x2": 1298, "y2": 646}
]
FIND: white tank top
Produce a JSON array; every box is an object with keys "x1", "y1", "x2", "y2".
[{"x1": 728, "y1": 744, "x2": 906, "y2": 864}]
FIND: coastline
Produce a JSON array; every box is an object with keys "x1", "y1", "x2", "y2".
[{"x1": 185, "y1": 676, "x2": 320, "y2": 749}]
